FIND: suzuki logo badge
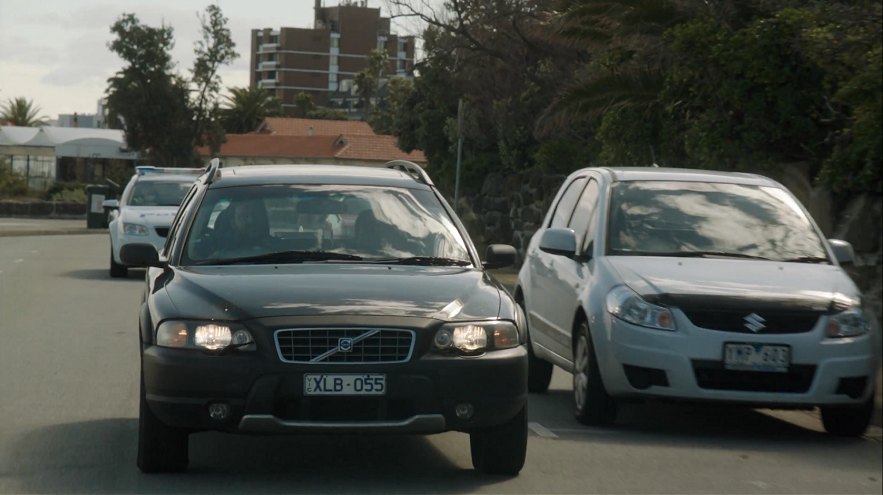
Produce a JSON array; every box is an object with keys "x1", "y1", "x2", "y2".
[
  {"x1": 338, "y1": 338, "x2": 354, "y2": 353},
  {"x1": 743, "y1": 313, "x2": 766, "y2": 333}
]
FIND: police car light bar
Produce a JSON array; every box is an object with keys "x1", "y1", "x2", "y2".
[{"x1": 136, "y1": 166, "x2": 206, "y2": 176}]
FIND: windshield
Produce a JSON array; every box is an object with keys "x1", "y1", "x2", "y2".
[
  {"x1": 182, "y1": 184, "x2": 471, "y2": 265},
  {"x1": 126, "y1": 180, "x2": 191, "y2": 207},
  {"x1": 606, "y1": 181, "x2": 829, "y2": 262}
]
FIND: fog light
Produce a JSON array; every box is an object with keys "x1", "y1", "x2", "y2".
[
  {"x1": 455, "y1": 403, "x2": 474, "y2": 419},
  {"x1": 208, "y1": 402, "x2": 230, "y2": 420}
]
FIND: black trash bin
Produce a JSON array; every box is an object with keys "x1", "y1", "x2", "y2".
[{"x1": 85, "y1": 184, "x2": 113, "y2": 229}]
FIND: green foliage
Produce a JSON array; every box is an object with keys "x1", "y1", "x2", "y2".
[
  {"x1": 105, "y1": 7, "x2": 237, "y2": 165},
  {"x1": 534, "y1": 139, "x2": 593, "y2": 174},
  {"x1": 370, "y1": 77, "x2": 414, "y2": 135},
  {"x1": 355, "y1": 49, "x2": 390, "y2": 120},
  {"x1": 306, "y1": 107, "x2": 349, "y2": 121},
  {"x1": 44, "y1": 182, "x2": 87, "y2": 202},
  {"x1": 221, "y1": 86, "x2": 282, "y2": 133},
  {"x1": 0, "y1": 97, "x2": 49, "y2": 127},
  {"x1": 0, "y1": 159, "x2": 28, "y2": 198}
]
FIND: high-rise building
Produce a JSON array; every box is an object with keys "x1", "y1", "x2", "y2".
[{"x1": 249, "y1": 0, "x2": 415, "y2": 116}]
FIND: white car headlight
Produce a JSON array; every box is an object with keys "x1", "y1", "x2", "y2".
[
  {"x1": 606, "y1": 285, "x2": 675, "y2": 331},
  {"x1": 123, "y1": 223, "x2": 149, "y2": 236},
  {"x1": 156, "y1": 320, "x2": 255, "y2": 352},
  {"x1": 433, "y1": 321, "x2": 520, "y2": 354},
  {"x1": 826, "y1": 307, "x2": 870, "y2": 338}
]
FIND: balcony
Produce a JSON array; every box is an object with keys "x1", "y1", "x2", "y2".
[
  {"x1": 258, "y1": 43, "x2": 279, "y2": 54},
  {"x1": 258, "y1": 79, "x2": 277, "y2": 89},
  {"x1": 259, "y1": 61, "x2": 278, "y2": 71}
]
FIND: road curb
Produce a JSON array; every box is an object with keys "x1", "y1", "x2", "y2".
[{"x1": 0, "y1": 229, "x2": 105, "y2": 237}]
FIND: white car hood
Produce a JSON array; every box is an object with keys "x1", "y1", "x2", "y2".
[
  {"x1": 120, "y1": 206, "x2": 179, "y2": 226},
  {"x1": 605, "y1": 256, "x2": 859, "y2": 312}
]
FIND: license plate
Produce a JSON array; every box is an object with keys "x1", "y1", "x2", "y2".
[
  {"x1": 304, "y1": 374, "x2": 386, "y2": 396},
  {"x1": 724, "y1": 343, "x2": 790, "y2": 372}
]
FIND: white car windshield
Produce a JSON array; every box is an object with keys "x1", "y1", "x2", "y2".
[
  {"x1": 127, "y1": 180, "x2": 191, "y2": 207},
  {"x1": 606, "y1": 181, "x2": 829, "y2": 262},
  {"x1": 182, "y1": 184, "x2": 471, "y2": 265}
]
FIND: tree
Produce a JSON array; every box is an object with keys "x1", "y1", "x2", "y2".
[
  {"x1": 293, "y1": 92, "x2": 315, "y2": 118},
  {"x1": 190, "y1": 5, "x2": 238, "y2": 147},
  {"x1": 354, "y1": 49, "x2": 389, "y2": 120},
  {"x1": 220, "y1": 86, "x2": 282, "y2": 133},
  {"x1": 0, "y1": 97, "x2": 49, "y2": 127},
  {"x1": 104, "y1": 6, "x2": 238, "y2": 164},
  {"x1": 369, "y1": 77, "x2": 413, "y2": 135}
]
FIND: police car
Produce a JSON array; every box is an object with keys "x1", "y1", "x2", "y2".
[{"x1": 104, "y1": 166, "x2": 203, "y2": 277}]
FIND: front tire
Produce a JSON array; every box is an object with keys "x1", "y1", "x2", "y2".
[
  {"x1": 110, "y1": 247, "x2": 128, "y2": 278},
  {"x1": 573, "y1": 321, "x2": 617, "y2": 425},
  {"x1": 469, "y1": 406, "x2": 527, "y2": 475},
  {"x1": 137, "y1": 369, "x2": 189, "y2": 473},
  {"x1": 821, "y1": 395, "x2": 874, "y2": 437}
]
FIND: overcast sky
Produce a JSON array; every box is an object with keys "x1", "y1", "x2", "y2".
[{"x1": 0, "y1": 0, "x2": 409, "y2": 120}]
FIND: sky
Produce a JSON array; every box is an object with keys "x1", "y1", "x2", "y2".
[{"x1": 0, "y1": 0, "x2": 411, "y2": 121}]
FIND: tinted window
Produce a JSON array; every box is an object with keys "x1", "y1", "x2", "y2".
[
  {"x1": 183, "y1": 185, "x2": 470, "y2": 264},
  {"x1": 550, "y1": 177, "x2": 587, "y2": 228},
  {"x1": 568, "y1": 179, "x2": 600, "y2": 252},
  {"x1": 606, "y1": 181, "x2": 828, "y2": 262}
]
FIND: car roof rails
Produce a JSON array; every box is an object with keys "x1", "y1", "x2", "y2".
[
  {"x1": 203, "y1": 158, "x2": 223, "y2": 185},
  {"x1": 385, "y1": 160, "x2": 433, "y2": 186},
  {"x1": 136, "y1": 165, "x2": 206, "y2": 176}
]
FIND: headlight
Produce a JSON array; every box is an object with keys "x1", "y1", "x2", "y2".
[
  {"x1": 156, "y1": 320, "x2": 255, "y2": 352},
  {"x1": 123, "y1": 223, "x2": 149, "y2": 236},
  {"x1": 433, "y1": 321, "x2": 520, "y2": 355},
  {"x1": 606, "y1": 285, "x2": 675, "y2": 331},
  {"x1": 826, "y1": 307, "x2": 870, "y2": 338}
]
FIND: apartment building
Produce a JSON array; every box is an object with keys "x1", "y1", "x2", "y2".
[{"x1": 249, "y1": 0, "x2": 415, "y2": 115}]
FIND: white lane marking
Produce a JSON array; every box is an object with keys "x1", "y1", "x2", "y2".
[
  {"x1": 528, "y1": 422, "x2": 559, "y2": 439},
  {"x1": 14, "y1": 259, "x2": 24, "y2": 263}
]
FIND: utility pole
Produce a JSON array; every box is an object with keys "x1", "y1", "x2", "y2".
[{"x1": 454, "y1": 98, "x2": 464, "y2": 212}]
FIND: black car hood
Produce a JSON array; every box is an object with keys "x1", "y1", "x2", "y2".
[
  {"x1": 605, "y1": 256, "x2": 860, "y2": 312},
  {"x1": 162, "y1": 264, "x2": 503, "y2": 321}
]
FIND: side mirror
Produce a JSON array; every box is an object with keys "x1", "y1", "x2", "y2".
[
  {"x1": 828, "y1": 239, "x2": 855, "y2": 266},
  {"x1": 539, "y1": 228, "x2": 577, "y2": 258},
  {"x1": 484, "y1": 244, "x2": 517, "y2": 270},
  {"x1": 102, "y1": 199, "x2": 120, "y2": 210},
  {"x1": 120, "y1": 243, "x2": 163, "y2": 268}
]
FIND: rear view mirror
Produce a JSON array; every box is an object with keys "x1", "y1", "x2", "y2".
[
  {"x1": 828, "y1": 239, "x2": 855, "y2": 266},
  {"x1": 484, "y1": 244, "x2": 517, "y2": 269},
  {"x1": 539, "y1": 228, "x2": 577, "y2": 258},
  {"x1": 102, "y1": 199, "x2": 120, "y2": 210},
  {"x1": 120, "y1": 243, "x2": 164, "y2": 268}
]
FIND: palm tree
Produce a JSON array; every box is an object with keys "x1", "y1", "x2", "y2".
[
  {"x1": 0, "y1": 97, "x2": 49, "y2": 127},
  {"x1": 220, "y1": 86, "x2": 282, "y2": 133}
]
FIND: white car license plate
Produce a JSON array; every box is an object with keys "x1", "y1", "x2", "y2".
[
  {"x1": 724, "y1": 343, "x2": 790, "y2": 372},
  {"x1": 304, "y1": 374, "x2": 386, "y2": 396}
]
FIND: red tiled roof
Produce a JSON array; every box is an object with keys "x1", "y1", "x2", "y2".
[
  {"x1": 196, "y1": 134, "x2": 338, "y2": 158},
  {"x1": 334, "y1": 134, "x2": 426, "y2": 163},
  {"x1": 198, "y1": 133, "x2": 427, "y2": 164},
  {"x1": 258, "y1": 117, "x2": 375, "y2": 136}
]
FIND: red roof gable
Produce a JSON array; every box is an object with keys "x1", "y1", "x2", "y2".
[{"x1": 198, "y1": 133, "x2": 426, "y2": 164}]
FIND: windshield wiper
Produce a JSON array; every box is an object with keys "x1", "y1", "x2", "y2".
[
  {"x1": 198, "y1": 250, "x2": 364, "y2": 266},
  {"x1": 372, "y1": 256, "x2": 472, "y2": 266},
  {"x1": 782, "y1": 256, "x2": 830, "y2": 264},
  {"x1": 666, "y1": 250, "x2": 772, "y2": 260}
]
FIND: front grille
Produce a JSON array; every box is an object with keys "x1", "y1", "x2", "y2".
[
  {"x1": 155, "y1": 227, "x2": 170, "y2": 238},
  {"x1": 692, "y1": 360, "x2": 815, "y2": 393},
  {"x1": 682, "y1": 309, "x2": 821, "y2": 334},
  {"x1": 275, "y1": 328, "x2": 414, "y2": 363}
]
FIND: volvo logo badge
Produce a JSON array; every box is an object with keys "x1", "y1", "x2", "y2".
[
  {"x1": 338, "y1": 338, "x2": 354, "y2": 353},
  {"x1": 743, "y1": 313, "x2": 766, "y2": 333}
]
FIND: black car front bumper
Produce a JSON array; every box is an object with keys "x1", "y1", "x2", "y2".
[{"x1": 142, "y1": 343, "x2": 528, "y2": 434}]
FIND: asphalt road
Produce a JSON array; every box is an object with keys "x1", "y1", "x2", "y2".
[{"x1": 1, "y1": 232, "x2": 881, "y2": 494}]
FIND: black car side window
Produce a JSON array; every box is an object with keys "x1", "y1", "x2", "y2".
[
  {"x1": 549, "y1": 177, "x2": 587, "y2": 228},
  {"x1": 567, "y1": 179, "x2": 600, "y2": 254}
]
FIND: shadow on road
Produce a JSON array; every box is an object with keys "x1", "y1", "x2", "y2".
[{"x1": 6, "y1": 419, "x2": 504, "y2": 494}]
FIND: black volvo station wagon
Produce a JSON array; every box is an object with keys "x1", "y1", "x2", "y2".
[{"x1": 123, "y1": 160, "x2": 528, "y2": 474}]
